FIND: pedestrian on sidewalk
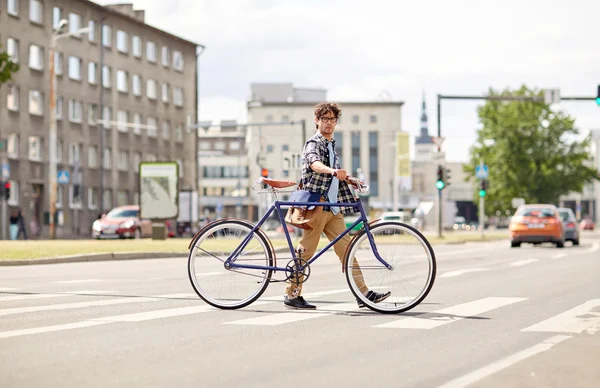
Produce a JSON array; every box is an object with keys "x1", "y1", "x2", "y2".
[
  {"x1": 9, "y1": 210, "x2": 19, "y2": 240},
  {"x1": 16, "y1": 207, "x2": 28, "y2": 240}
]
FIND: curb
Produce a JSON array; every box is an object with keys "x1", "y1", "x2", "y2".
[{"x1": 0, "y1": 252, "x2": 188, "y2": 266}]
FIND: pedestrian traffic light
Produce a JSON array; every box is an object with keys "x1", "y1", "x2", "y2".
[
  {"x1": 260, "y1": 168, "x2": 269, "y2": 178},
  {"x1": 479, "y1": 180, "x2": 488, "y2": 197},
  {"x1": 3, "y1": 181, "x2": 10, "y2": 200},
  {"x1": 435, "y1": 165, "x2": 445, "y2": 190},
  {"x1": 596, "y1": 85, "x2": 600, "y2": 106}
]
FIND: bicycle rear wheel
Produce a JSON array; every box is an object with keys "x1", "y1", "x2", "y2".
[
  {"x1": 188, "y1": 219, "x2": 274, "y2": 309},
  {"x1": 345, "y1": 222, "x2": 436, "y2": 314}
]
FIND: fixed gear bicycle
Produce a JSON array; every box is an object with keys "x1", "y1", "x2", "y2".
[{"x1": 187, "y1": 177, "x2": 436, "y2": 314}]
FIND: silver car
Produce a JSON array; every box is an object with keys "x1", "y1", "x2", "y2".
[{"x1": 557, "y1": 207, "x2": 580, "y2": 246}]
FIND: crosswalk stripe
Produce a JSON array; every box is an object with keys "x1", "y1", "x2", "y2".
[
  {"x1": 0, "y1": 293, "x2": 192, "y2": 317},
  {"x1": 260, "y1": 289, "x2": 348, "y2": 302},
  {"x1": 522, "y1": 299, "x2": 600, "y2": 334},
  {"x1": 0, "y1": 321, "x2": 108, "y2": 339},
  {"x1": 54, "y1": 279, "x2": 106, "y2": 284},
  {"x1": 0, "y1": 287, "x2": 19, "y2": 292},
  {"x1": 375, "y1": 297, "x2": 527, "y2": 329},
  {"x1": 0, "y1": 290, "x2": 118, "y2": 302},
  {"x1": 225, "y1": 302, "x2": 359, "y2": 326},
  {"x1": 439, "y1": 268, "x2": 489, "y2": 278},
  {"x1": 510, "y1": 258, "x2": 538, "y2": 267}
]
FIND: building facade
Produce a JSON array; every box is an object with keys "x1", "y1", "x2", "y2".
[{"x1": 0, "y1": 0, "x2": 199, "y2": 238}]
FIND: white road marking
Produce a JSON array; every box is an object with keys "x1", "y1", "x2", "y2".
[
  {"x1": 439, "y1": 268, "x2": 490, "y2": 278},
  {"x1": 510, "y1": 258, "x2": 538, "y2": 267},
  {"x1": 436, "y1": 335, "x2": 571, "y2": 388},
  {"x1": 260, "y1": 289, "x2": 348, "y2": 302},
  {"x1": 588, "y1": 242, "x2": 599, "y2": 253},
  {"x1": 0, "y1": 290, "x2": 116, "y2": 302},
  {"x1": 552, "y1": 253, "x2": 567, "y2": 259},
  {"x1": 0, "y1": 321, "x2": 108, "y2": 339},
  {"x1": 0, "y1": 287, "x2": 19, "y2": 291},
  {"x1": 225, "y1": 302, "x2": 359, "y2": 326},
  {"x1": 375, "y1": 297, "x2": 527, "y2": 329},
  {"x1": 54, "y1": 279, "x2": 106, "y2": 284},
  {"x1": 522, "y1": 299, "x2": 600, "y2": 334}
]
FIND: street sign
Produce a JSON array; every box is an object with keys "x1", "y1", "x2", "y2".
[
  {"x1": 475, "y1": 165, "x2": 489, "y2": 179},
  {"x1": 543, "y1": 88, "x2": 561, "y2": 104},
  {"x1": 57, "y1": 170, "x2": 70, "y2": 184},
  {"x1": 511, "y1": 198, "x2": 525, "y2": 208},
  {"x1": 1, "y1": 163, "x2": 9, "y2": 180}
]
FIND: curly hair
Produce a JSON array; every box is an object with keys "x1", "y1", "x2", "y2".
[{"x1": 314, "y1": 102, "x2": 342, "y2": 129}]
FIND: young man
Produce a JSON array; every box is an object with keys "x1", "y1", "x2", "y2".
[{"x1": 284, "y1": 102, "x2": 391, "y2": 310}]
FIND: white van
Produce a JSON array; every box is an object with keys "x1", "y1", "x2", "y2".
[{"x1": 379, "y1": 211, "x2": 412, "y2": 223}]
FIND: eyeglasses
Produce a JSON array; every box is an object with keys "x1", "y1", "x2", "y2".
[{"x1": 320, "y1": 116, "x2": 338, "y2": 123}]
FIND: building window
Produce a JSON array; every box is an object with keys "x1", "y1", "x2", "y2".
[
  {"x1": 161, "y1": 83, "x2": 169, "y2": 103},
  {"x1": 29, "y1": 0, "x2": 43, "y2": 24},
  {"x1": 282, "y1": 144, "x2": 289, "y2": 152},
  {"x1": 146, "y1": 79, "x2": 157, "y2": 99},
  {"x1": 54, "y1": 52, "x2": 63, "y2": 75},
  {"x1": 352, "y1": 115, "x2": 359, "y2": 124},
  {"x1": 132, "y1": 113, "x2": 142, "y2": 134},
  {"x1": 133, "y1": 152, "x2": 141, "y2": 172},
  {"x1": 88, "y1": 187, "x2": 98, "y2": 209},
  {"x1": 162, "y1": 121, "x2": 170, "y2": 138},
  {"x1": 6, "y1": 180, "x2": 19, "y2": 206},
  {"x1": 68, "y1": 56, "x2": 82, "y2": 80},
  {"x1": 173, "y1": 51, "x2": 184, "y2": 71},
  {"x1": 88, "y1": 20, "x2": 96, "y2": 41},
  {"x1": 56, "y1": 139, "x2": 63, "y2": 162},
  {"x1": 7, "y1": 38, "x2": 19, "y2": 63},
  {"x1": 102, "y1": 107, "x2": 111, "y2": 128},
  {"x1": 266, "y1": 145, "x2": 274, "y2": 153},
  {"x1": 28, "y1": 90, "x2": 43, "y2": 115},
  {"x1": 147, "y1": 117, "x2": 157, "y2": 137},
  {"x1": 68, "y1": 99, "x2": 82, "y2": 123},
  {"x1": 102, "y1": 66, "x2": 111, "y2": 88},
  {"x1": 173, "y1": 87, "x2": 183, "y2": 106},
  {"x1": 69, "y1": 185, "x2": 83, "y2": 208},
  {"x1": 88, "y1": 103, "x2": 98, "y2": 125},
  {"x1": 132, "y1": 74, "x2": 142, "y2": 96},
  {"x1": 369, "y1": 114, "x2": 377, "y2": 123},
  {"x1": 8, "y1": 0, "x2": 18, "y2": 16},
  {"x1": 175, "y1": 124, "x2": 183, "y2": 142},
  {"x1": 116, "y1": 110, "x2": 128, "y2": 132},
  {"x1": 28, "y1": 136, "x2": 43, "y2": 161},
  {"x1": 7, "y1": 134, "x2": 19, "y2": 159},
  {"x1": 55, "y1": 96, "x2": 63, "y2": 119},
  {"x1": 116, "y1": 70, "x2": 128, "y2": 92},
  {"x1": 102, "y1": 24, "x2": 112, "y2": 47},
  {"x1": 116, "y1": 30, "x2": 128, "y2": 53},
  {"x1": 214, "y1": 141, "x2": 226, "y2": 151},
  {"x1": 88, "y1": 146, "x2": 98, "y2": 168},
  {"x1": 56, "y1": 186, "x2": 63, "y2": 209},
  {"x1": 52, "y1": 7, "x2": 61, "y2": 28},
  {"x1": 132, "y1": 36, "x2": 141, "y2": 57},
  {"x1": 7, "y1": 85, "x2": 19, "y2": 111},
  {"x1": 103, "y1": 147, "x2": 112, "y2": 170},
  {"x1": 103, "y1": 189, "x2": 112, "y2": 210},
  {"x1": 69, "y1": 143, "x2": 81, "y2": 165},
  {"x1": 88, "y1": 62, "x2": 97, "y2": 84},
  {"x1": 118, "y1": 151, "x2": 128, "y2": 171},
  {"x1": 368, "y1": 131, "x2": 378, "y2": 196},
  {"x1": 230, "y1": 141, "x2": 241, "y2": 151},
  {"x1": 351, "y1": 131, "x2": 360, "y2": 176},
  {"x1": 68, "y1": 13, "x2": 82, "y2": 34},
  {"x1": 117, "y1": 190, "x2": 128, "y2": 206},
  {"x1": 161, "y1": 46, "x2": 169, "y2": 67},
  {"x1": 28, "y1": 44, "x2": 43, "y2": 70},
  {"x1": 282, "y1": 115, "x2": 289, "y2": 123},
  {"x1": 265, "y1": 115, "x2": 273, "y2": 123},
  {"x1": 146, "y1": 41, "x2": 156, "y2": 62}
]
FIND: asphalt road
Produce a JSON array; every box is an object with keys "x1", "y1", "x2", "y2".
[{"x1": 1, "y1": 232, "x2": 599, "y2": 388}]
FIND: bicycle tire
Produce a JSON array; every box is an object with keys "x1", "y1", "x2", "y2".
[
  {"x1": 344, "y1": 221, "x2": 436, "y2": 314},
  {"x1": 188, "y1": 219, "x2": 274, "y2": 309}
]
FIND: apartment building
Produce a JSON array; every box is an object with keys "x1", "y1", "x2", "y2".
[{"x1": 0, "y1": 0, "x2": 199, "y2": 238}]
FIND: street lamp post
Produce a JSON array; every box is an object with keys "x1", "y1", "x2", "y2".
[{"x1": 48, "y1": 20, "x2": 90, "y2": 239}]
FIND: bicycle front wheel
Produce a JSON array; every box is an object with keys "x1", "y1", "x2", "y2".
[
  {"x1": 188, "y1": 219, "x2": 274, "y2": 309},
  {"x1": 345, "y1": 222, "x2": 436, "y2": 314}
]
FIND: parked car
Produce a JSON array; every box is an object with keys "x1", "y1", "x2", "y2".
[
  {"x1": 92, "y1": 205, "x2": 152, "y2": 239},
  {"x1": 580, "y1": 219, "x2": 595, "y2": 231},
  {"x1": 509, "y1": 204, "x2": 565, "y2": 248},
  {"x1": 379, "y1": 211, "x2": 412, "y2": 223},
  {"x1": 557, "y1": 207, "x2": 580, "y2": 245}
]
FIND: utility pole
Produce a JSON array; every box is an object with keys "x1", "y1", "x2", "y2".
[
  {"x1": 479, "y1": 159, "x2": 485, "y2": 239},
  {"x1": 48, "y1": 34, "x2": 58, "y2": 239}
]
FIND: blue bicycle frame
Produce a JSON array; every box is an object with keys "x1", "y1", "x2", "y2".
[{"x1": 223, "y1": 197, "x2": 393, "y2": 274}]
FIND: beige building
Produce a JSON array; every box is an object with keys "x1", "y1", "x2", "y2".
[{"x1": 0, "y1": 0, "x2": 199, "y2": 238}]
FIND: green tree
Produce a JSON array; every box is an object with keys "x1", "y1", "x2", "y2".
[
  {"x1": 0, "y1": 44, "x2": 20, "y2": 86},
  {"x1": 464, "y1": 85, "x2": 600, "y2": 215}
]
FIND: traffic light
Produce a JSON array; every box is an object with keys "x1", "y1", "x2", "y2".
[
  {"x1": 596, "y1": 85, "x2": 600, "y2": 106},
  {"x1": 2, "y1": 181, "x2": 10, "y2": 201},
  {"x1": 435, "y1": 165, "x2": 445, "y2": 190},
  {"x1": 260, "y1": 168, "x2": 269, "y2": 179},
  {"x1": 479, "y1": 180, "x2": 488, "y2": 197},
  {"x1": 444, "y1": 168, "x2": 452, "y2": 188}
]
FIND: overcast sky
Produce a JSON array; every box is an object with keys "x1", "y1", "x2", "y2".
[{"x1": 99, "y1": 0, "x2": 599, "y2": 162}]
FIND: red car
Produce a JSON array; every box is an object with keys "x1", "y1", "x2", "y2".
[
  {"x1": 580, "y1": 219, "x2": 595, "y2": 231},
  {"x1": 92, "y1": 205, "x2": 152, "y2": 239}
]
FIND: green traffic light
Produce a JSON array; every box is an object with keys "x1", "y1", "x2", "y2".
[
  {"x1": 479, "y1": 189, "x2": 486, "y2": 197},
  {"x1": 436, "y1": 180, "x2": 445, "y2": 190},
  {"x1": 596, "y1": 97, "x2": 600, "y2": 106}
]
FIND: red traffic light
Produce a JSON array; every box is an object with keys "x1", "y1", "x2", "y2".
[
  {"x1": 260, "y1": 168, "x2": 269, "y2": 178},
  {"x1": 4, "y1": 181, "x2": 9, "y2": 190}
]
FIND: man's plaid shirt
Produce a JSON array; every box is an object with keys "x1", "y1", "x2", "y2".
[{"x1": 301, "y1": 132, "x2": 358, "y2": 214}]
